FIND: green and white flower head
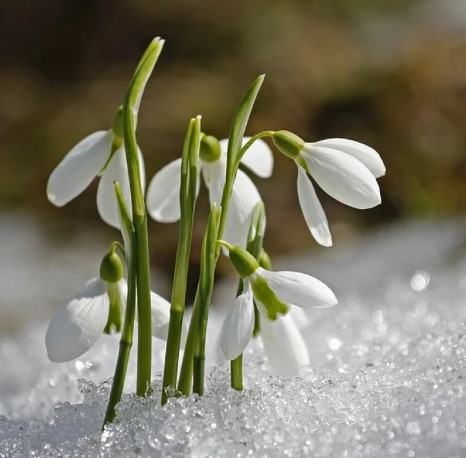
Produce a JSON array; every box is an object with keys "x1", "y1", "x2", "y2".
[
  {"x1": 272, "y1": 131, "x2": 385, "y2": 247},
  {"x1": 218, "y1": 242, "x2": 337, "y2": 370},
  {"x1": 45, "y1": 247, "x2": 171, "y2": 363},
  {"x1": 146, "y1": 135, "x2": 273, "y2": 248},
  {"x1": 46, "y1": 107, "x2": 145, "y2": 229}
]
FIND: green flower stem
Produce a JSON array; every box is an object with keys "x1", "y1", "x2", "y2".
[
  {"x1": 103, "y1": 182, "x2": 137, "y2": 427},
  {"x1": 193, "y1": 206, "x2": 221, "y2": 395},
  {"x1": 122, "y1": 38, "x2": 164, "y2": 396},
  {"x1": 177, "y1": 290, "x2": 200, "y2": 395},
  {"x1": 230, "y1": 355, "x2": 243, "y2": 390},
  {"x1": 230, "y1": 202, "x2": 266, "y2": 390},
  {"x1": 103, "y1": 241, "x2": 137, "y2": 425},
  {"x1": 233, "y1": 130, "x2": 274, "y2": 171},
  {"x1": 161, "y1": 117, "x2": 200, "y2": 404},
  {"x1": 178, "y1": 75, "x2": 266, "y2": 396}
]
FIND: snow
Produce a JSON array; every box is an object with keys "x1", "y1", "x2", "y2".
[{"x1": 1, "y1": 218, "x2": 466, "y2": 457}]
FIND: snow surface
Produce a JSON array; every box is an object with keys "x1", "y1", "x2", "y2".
[{"x1": 1, "y1": 219, "x2": 466, "y2": 457}]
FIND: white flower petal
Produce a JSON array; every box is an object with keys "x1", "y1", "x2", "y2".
[
  {"x1": 202, "y1": 155, "x2": 226, "y2": 196},
  {"x1": 45, "y1": 278, "x2": 109, "y2": 362},
  {"x1": 303, "y1": 145, "x2": 381, "y2": 209},
  {"x1": 149, "y1": 291, "x2": 171, "y2": 342},
  {"x1": 47, "y1": 131, "x2": 113, "y2": 206},
  {"x1": 260, "y1": 312, "x2": 310, "y2": 377},
  {"x1": 313, "y1": 138, "x2": 385, "y2": 178},
  {"x1": 297, "y1": 168, "x2": 332, "y2": 247},
  {"x1": 220, "y1": 137, "x2": 274, "y2": 178},
  {"x1": 97, "y1": 147, "x2": 145, "y2": 228},
  {"x1": 218, "y1": 138, "x2": 229, "y2": 154},
  {"x1": 220, "y1": 286, "x2": 255, "y2": 360},
  {"x1": 146, "y1": 158, "x2": 183, "y2": 223},
  {"x1": 223, "y1": 170, "x2": 262, "y2": 248},
  {"x1": 258, "y1": 267, "x2": 338, "y2": 309},
  {"x1": 239, "y1": 137, "x2": 274, "y2": 178}
]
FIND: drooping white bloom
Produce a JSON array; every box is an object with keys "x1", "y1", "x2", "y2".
[
  {"x1": 219, "y1": 265, "x2": 337, "y2": 373},
  {"x1": 45, "y1": 277, "x2": 171, "y2": 363},
  {"x1": 146, "y1": 137, "x2": 273, "y2": 248},
  {"x1": 274, "y1": 132, "x2": 385, "y2": 247},
  {"x1": 46, "y1": 129, "x2": 145, "y2": 229}
]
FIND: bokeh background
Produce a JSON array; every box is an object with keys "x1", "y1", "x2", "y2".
[{"x1": 1, "y1": 0, "x2": 466, "y2": 331}]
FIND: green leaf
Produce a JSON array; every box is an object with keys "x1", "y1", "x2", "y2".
[
  {"x1": 226, "y1": 75, "x2": 265, "y2": 173},
  {"x1": 126, "y1": 38, "x2": 165, "y2": 119}
]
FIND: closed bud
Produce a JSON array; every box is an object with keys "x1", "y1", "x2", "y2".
[
  {"x1": 226, "y1": 244, "x2": 260, "y2": 278},
  {"x1": 99, "y1": 251, "x2": 124, "y2": 283},
  {"x1": 200, "y1": 134, "x2": 222, "y2": 163},
  {"x1": 272, "y1": 130, "x2": 304, "y2": 160}
]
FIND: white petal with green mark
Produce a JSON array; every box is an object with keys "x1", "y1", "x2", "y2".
[
  {"x1": 45, "y1": 278, "x2": 109, "y2": 362},
  {"x1": 257, "y1": 267, "x2": 337, "y2": 309},
  {"x1": 47, "y1": 130, "x2": 113, "y2": 206}
]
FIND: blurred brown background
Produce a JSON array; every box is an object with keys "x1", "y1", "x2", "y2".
[{"x1": 1, "y1": 0, "x2": 466, "y2": 294}]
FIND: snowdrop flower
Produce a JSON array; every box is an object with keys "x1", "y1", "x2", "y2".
[
  {"x1": 146, "y1": 135, "x2": 273, "y2": 247},
  {"x1": 219, "y1": 242, "x2": 337, "y2": 373},
  {"x1": 45, "y1": 250, "x2": 170, "y2": 363},
  {"x1": 46, "y1": 107, "x2": 145, "y2": 229},
  {"x1": 272, "y1": 131, "x2": 385, "y2": 247}
]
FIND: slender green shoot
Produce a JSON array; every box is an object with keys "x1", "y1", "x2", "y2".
[
  {"x1": 193, "y1": 205, "x2": 221, "y2": 395},
  {"x1": 103, "y1": 182, "x2": 137, "y2": 427},
  {"x1": 161, "y1": 116, "x2": 201, "y2": 404},
  {"x1": 178, "y1": 75, "x2": 266, "y2": 395},
  {"x1": 122, "y1": 38, "x2": 164, "y2": 396}
]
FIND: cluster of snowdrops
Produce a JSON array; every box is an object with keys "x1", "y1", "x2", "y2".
[{"x1": 44, "y1": 38, "x2": 385, "y2": 426}]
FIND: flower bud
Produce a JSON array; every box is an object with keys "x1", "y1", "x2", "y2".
[
  {"x1": 100, "y1": 251, "x2": 124, "y2": 283},
  {"x1": 227, "y1": 245, "x2": 260, "y2": 278},
  {"x1": 200, "y1": 134, "x2": 222, "y2": 163},
  {"x1": 272, "y1": 130, "x2": 304, "y2": 159}
]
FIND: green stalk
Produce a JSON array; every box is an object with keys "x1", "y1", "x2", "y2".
[
  {"x1": 122, "y1": 38, "x2": 164, "y2": 396},
  {"x1": 161, "y1": 117, "x2": 200, "y2": 404},
  {"x1": 177, "y1": 290, "x2": 200, "y2": 395},
  {"x1": 193, "y1": 206, "x2": 221, "y2": 395},
  {"x1": 178, "y1": 75, "x2": 266, "y2": 395},
  {"x1": 230, "y1": 356, "x2": 243, "y2": 390},
  {"x1": 230, "y1": 202, "x2": 266, "y2": 390},
  {"x1": 103, "y1": 183, "x2": 137, "y2": 427}
]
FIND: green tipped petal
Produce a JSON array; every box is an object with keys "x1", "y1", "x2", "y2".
[{"x1": 251, "y1": 275, "x2": 289, "y2": 321}]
